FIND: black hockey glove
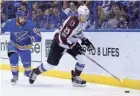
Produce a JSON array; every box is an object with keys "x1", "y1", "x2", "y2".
[
  {"x1": 72, "y1": 42, "x2": 85, "y2": 55},
  {"x1": 81, "y1": 38, "x2": 95, "y2": 51}
]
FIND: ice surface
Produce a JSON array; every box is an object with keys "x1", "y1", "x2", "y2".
[{"x1": 0, "y1": 70, "x2": 140, "y2": 96}]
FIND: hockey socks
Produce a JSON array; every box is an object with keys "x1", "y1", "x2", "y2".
[
  {"x1": 10, "y1": 53, "x2": 19, "y2": 78},
  {"x1": 37, "y1": 63, "x2": 47, "y2": 74},
  {"x1": 23, "y1": 62, "x2": 31, "y2": 77},
  {"x1": 29, "y1": 63, "x2": 55, "y2": 84},
  {"x1": 30, "y1": 63, "x2": 48, "y2": 76},
  {"x1": 74, "y1": 62, "x2": 85, "y2": 76},
  {"x1": 24, "y1": 70, "x2": 31, "y2": 77},
  {"x1": 29, "y1": 64, "x2": 44, "y2": 84},
  {"x1": 71, "y1": 62, "x2": 86, "y2": 86}
]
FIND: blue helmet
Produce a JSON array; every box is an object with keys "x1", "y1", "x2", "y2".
[{"x1": 16, "y1": 10, "x2": 26, "y2": 17}]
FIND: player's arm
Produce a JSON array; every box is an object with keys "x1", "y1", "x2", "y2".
[
  {"x1": 29, "y1": 22, "x2": 42, "y2": 42},
  {"x1": 1, "y1": 19, "x2": 11, "y2": 34},
  {"x1": 79, "y1": 30, "x2": 86, "y2": 40}
]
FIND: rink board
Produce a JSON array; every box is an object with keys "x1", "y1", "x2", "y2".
[
  {"x1": 0, "y1": 64, "x2": 140, "y2": 90},
  {"x1": 0, "y1": 32, "x2": 140, "y2": 90}
]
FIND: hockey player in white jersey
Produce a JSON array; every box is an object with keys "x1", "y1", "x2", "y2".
[{"x1": 29, "y1": 5, "x2": 95, "y2": 86}]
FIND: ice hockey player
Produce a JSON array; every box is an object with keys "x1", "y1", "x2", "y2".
[
  {"x1": 29, "y1": 5, "x2": 94, "y2": 87},
  {"x1": 1, "y1": 10, "x2": 42, "y2": 85}
]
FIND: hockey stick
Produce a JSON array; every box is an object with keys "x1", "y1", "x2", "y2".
[{"x1": 82, "y1": 52, "x2": 123, "y2": 82}]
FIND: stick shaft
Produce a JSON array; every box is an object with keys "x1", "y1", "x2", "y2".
[{"x1": 83, "y1": 53, "x2": 122, "y2": 82}]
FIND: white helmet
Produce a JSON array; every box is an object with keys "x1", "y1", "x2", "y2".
[{"x1": 78, "y1": 5, "x2": 89, "y2": 16}]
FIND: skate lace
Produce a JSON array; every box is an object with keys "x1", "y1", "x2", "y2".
[{"x1": 76, "y1": 76, "x2": 83, "y2": 82}]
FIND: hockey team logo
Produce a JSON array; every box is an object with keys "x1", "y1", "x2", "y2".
[
  {"x1": 69, "y1": 20, "x2": 75, "y2": 26},
  {"x1": 45, "y1": 39, "x2": 52, "y2": 57}
]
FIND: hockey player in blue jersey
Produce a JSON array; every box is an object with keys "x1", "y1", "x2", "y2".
[{"x1": 1, "y1": 10, "x2": 42, "y2": 85}]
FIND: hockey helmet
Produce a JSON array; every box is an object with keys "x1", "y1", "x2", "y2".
[
  {"x1": 16, "y1": 10, "x2": 27, "y2": 26},
  {"x1": 16, "y1": 10, "x2": 27, "y2": 17},
  {"x1": 78, "y1": 5, "x2": 89, "y2": 22}
]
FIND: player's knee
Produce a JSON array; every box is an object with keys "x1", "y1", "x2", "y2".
[
  {"x1": 8, "y1": 52, "x2": 19, "y2": 65},
  {"x1": 76, "y1": 55, "x2": 88, "y2": 64},
  {"x1": 8, "y1": 52, "x2": 16, "y2": 57}
]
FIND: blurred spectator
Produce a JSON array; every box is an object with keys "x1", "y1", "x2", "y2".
[
  {"x1": 62, "y1": 1, "x2": 71, "y2": 15},
  {"x1": 1, "y1": 1, "x2": 140, "y2": 29},
  {"x1": 32, "y1": 2, "x2": 39, "y2": 12},
  {"x1": 7, "y1": 2, "x2": 16, "y2": 19},
  {"x1": 32, "y1": 11, "x2": 37, "y2": 25},
  {"x1": 19, "y1": 2, "x2": 28, "y2": 16},
  {"x1": 127, "y1": 2, "x2": 140, "y2": 29},
  {"x1": 52, "y1": 2, "x2": 68, "y2": 28},
  {"x1": 45, "y1": 2, "x2": 54, "y2": 29},
  {"x1": 1, "y1": 12, "x2": 6, "y2": 23},
  {"x1": 68, "y1": 1, "x2": 78, "y2": 16},
  {"x1": 77, "y1": 1, "x2": 86, "y2": 6},
  {"x1": 36, "y1": 6, "x2": 48, "y2": 29},
  {"x1": 77, "y1": 1, "x2": 90, "y2": 6},
  {"x1": 118, "y1": 13, "x2": 129, "y2": 29},
  {"x1": 98, "y1": 6, "x2": 105, "y2": 27},
  {"x1": 101, "y1": 2, "x2": 127, "y2": 29},
  {"x1": 87, "y1": 6, "x2": 105, "y2": 29},
  {"x1": 102, "y1": 1, "x2": 115, "y2": 12},
  {"x1": 62, "y1": 1, "x2": 69, "y2": 9},
  {"x1": 1, "y1": 1, "x2": 4, "y2": 13}
]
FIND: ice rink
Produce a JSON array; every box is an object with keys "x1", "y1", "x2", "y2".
[{"x1": 0, "y1": 70, "x2": 140, "y2": 96}]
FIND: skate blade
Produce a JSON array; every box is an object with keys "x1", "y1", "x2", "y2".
[
  {"x1": 72, "y1": 83, "x2": 86, "y2": 87},
  {"x1": 11, "y1": 82, "x2": 17, "y2": 86}
]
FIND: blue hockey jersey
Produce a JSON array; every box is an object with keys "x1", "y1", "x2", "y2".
[{"x1": 1, "y1": 19, "x2": 42, "y2": 49}]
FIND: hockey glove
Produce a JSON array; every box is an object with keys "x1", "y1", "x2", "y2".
[
  {"x1": 72, "y1": 42, "x2": 85, "y2": 55},
  {"x1": 81, "y1": 38, "x2": 95, "y2": 51}
]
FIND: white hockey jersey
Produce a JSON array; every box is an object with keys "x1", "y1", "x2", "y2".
[{"x1": 54, "y1": 16, "x2": 87, "y2": 49}]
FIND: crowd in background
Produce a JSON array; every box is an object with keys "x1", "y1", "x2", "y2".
[{"x1": 1, "y1": 1, "x2": 140, "y2": 29}]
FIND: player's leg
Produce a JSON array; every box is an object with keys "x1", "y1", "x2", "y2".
[
  {"x1": 8, "y1": 43, "x2": 19, "y2": 85},
  {"x1": 67, "y1": 42, "x2": 86, "y2": 86},
  {"x1": 29, "y1": 39, "x2": 65, "y2": 84},
  {"x1": 19, "y1": 49, "x2": 31, "y2": 77}
]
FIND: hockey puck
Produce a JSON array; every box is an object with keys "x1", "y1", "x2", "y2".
[{"x1": 125, "y1": 91, "x2": 130, "y2": 93}]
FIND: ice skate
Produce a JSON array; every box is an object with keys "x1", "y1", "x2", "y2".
[
  {"x1": 71, "y1": 70, "x2": 86, "y2": 87},
  {"x1": 11, "y1": 76, "x2": 18, "y2": 86},
  {"x1": 29, "y1": 69, "x2": 38, "y2": 84}
]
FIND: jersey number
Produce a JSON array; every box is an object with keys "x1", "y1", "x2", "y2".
[{"x1": 61, "y1": 27, "x2": 70, "y2": 37}]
